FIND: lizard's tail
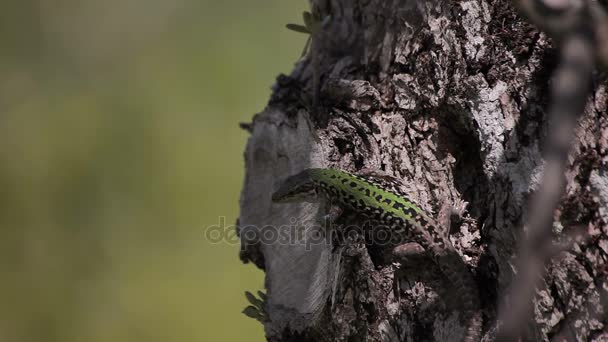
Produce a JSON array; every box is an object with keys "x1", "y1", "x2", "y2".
[{"x1": 438, "y1": 251, "x2": 483, "y2": 342}]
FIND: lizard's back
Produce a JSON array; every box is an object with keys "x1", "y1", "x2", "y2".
[{"x1": 309, "y1": 168, "x2": 444, "y2": 249}]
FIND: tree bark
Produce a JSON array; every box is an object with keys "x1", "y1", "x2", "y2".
[{"x1": 238, "y1": 0, "x2": 608, "y2": 341}]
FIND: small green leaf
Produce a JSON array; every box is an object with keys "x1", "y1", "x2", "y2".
[
  {"x1": 245, "y1": 291, "x2": 264, "y2": 308},
  {"x1": 242, "y1": 305, "x2": 262, "y2": 320},
  {"x1": 257, "y1": 291, "x2": 267, "y2": 302},
  {"x1": 244, "y1": 290, "x2": 256, "y2": 303},
  {"x1": 286, "y1": 23, "x2": 310, "y2": 34},
  {"x1": 303, "y1": 11, "x2": 313, "y2": 30}
]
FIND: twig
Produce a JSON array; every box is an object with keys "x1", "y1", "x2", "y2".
[
  {"x1": 512, "y1": 0, "x2": 608, "y2": 64},
  {"x1": 496, "y1": 0, "x2": 598, "y2": 340}
]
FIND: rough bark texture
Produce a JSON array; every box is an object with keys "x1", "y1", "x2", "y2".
[{"x1": 238, "y1": 0, "x2": 608, "y2": 341}]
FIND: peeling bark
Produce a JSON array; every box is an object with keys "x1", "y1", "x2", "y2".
[{"x1": 238, "y1": 0, "x2": 608, "y2": 341}]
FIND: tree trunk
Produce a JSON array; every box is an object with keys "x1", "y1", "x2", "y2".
[{"x1": 238, "y1": 0, "x2": 608, "y2": 341}]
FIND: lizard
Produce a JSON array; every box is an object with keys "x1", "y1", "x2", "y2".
[{"x1": 271, "y1": 168, "x2": 483, "y2": 342}]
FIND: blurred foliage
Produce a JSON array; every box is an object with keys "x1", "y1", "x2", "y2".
[{"x1": 0, "y1": 1, "x2": 307, "y2": 341}]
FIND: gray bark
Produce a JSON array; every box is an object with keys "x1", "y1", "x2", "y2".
[{"x1": 238, "y1": 0, "x2": 608, "y2": 341}]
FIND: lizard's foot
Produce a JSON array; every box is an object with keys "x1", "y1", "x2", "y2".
[{"x1": 242, "y1": 290, "x2": 269, "y2": 323}]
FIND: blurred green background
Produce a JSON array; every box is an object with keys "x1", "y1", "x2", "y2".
[{"x1": 0, "y1": 1, "x2": 307, "y2": 341}]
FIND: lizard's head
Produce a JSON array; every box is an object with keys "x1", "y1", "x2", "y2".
[{"x1": 272, "y1": 169, "x2": 319, "y2": 203}]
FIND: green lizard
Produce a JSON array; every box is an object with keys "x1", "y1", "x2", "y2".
[{"x1": 272, "y1": 168, "x2": 482, "y2": 342}]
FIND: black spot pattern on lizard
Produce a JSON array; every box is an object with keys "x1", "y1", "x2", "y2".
[
  {"x1": 314, "y1": 169, "x2": 441, "y2": 249},
  {"x1": 354, "y1": 172, "x2": 424, "y2": 208},
  {"x1": 392, "y1": 202, "x2": 405, "y2": 210},
  {"x1": 401, "y1": 207, "x2": 418, "y2": 218}
]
